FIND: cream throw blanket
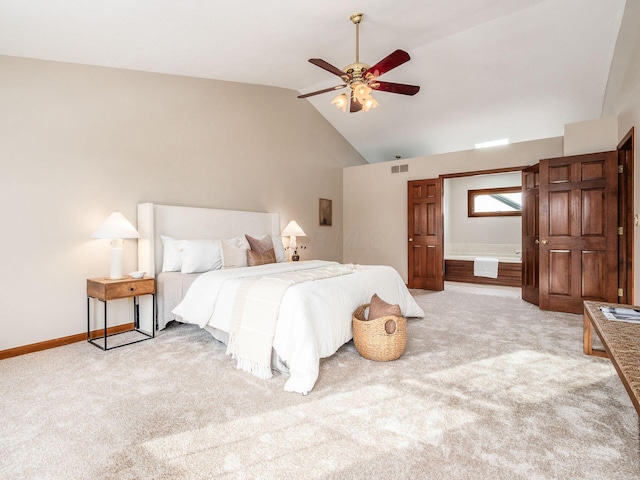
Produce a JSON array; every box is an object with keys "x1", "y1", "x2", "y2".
[{"x1": 226, "y1": 264, "x2": 356, "y2": 379}]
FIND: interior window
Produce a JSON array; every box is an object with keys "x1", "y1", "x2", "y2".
[{"x1": 468, "y1": 186, "x2": 522, "y2": 217}]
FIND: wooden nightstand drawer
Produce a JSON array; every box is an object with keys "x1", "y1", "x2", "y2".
[{"x1": 87, "y1": 277, "x2": 155, "y2": 301}]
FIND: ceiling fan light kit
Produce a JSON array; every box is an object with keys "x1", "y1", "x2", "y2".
[
  {"x1": 298, "y1": 12, "x2": 420, "y2": 113},
  {"x1": 331, "y1": 93, "x2": 349, "y2": 112}
]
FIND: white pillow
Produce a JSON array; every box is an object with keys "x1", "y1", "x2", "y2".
[
  {"x1": 220, "y1": 236, "x2": 250, "y2": 269},
  {"x1": 175, "y1": 239, "x2": 222, "y2": 274},
  {"x1": 272, "y1": 235, "x2": 287, "y2": 263},
  {"x1": 161, "y1": 235, "x2": 182, "y2": 272}
]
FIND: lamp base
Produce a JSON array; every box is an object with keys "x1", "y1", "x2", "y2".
[{"x1": 109, "y1": 240, "x2": 124, "y2": 280}]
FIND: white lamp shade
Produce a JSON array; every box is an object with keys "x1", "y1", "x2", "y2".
[
  {"x1": 281, "y1": 220, "x2": 306, "y2": 237},
  {"x1": 91, "y1": 212, "x2": 140, "y2": 239}
]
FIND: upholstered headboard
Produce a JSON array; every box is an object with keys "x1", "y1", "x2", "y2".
[{"x1": 136, "y1": 203, "x2": 281, "y2": 277}]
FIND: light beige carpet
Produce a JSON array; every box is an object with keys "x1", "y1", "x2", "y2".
[{"x1": 1, "y1": 288, "x2": 639, "y2": 479}]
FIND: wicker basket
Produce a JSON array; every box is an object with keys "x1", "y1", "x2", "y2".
[{"x1": 352, "y1": 303, "x2": 407, "y2": 361}]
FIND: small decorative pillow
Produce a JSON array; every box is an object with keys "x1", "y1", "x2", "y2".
[
  {"x1": 161, "y1": 235, "x2": 182, "y2": 272},
  {"x1": 368, "y1": 293, "x2": 401, "y2": 320},
  {"x1": 246, "y1": 234, "x2": 287, "y2": 262},
  {"x1": 246, "y1": 248, "x2": 276, "y2": 266},
  {"x1": 245, "y1": 234, "x2": 274, "y2": 254},
  {"x1": 220, "y1": 237, "x2": 250, "y2": 269},
  {"x1": 175, "y1": 239, "x2": 222, "y2": 274}
]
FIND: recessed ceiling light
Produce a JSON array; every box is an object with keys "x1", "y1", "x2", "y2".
[{"x1": 475, "y1": 138, "x2": 509, "y2": 149}]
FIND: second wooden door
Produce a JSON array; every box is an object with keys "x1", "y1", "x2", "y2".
[{"x1": 538, "y1": 151, "x2": 618, "y2": 313}]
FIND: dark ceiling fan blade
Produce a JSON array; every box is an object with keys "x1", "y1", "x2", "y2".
[
  {"x1": 371, "y1": 81, "x2": 420, "y2": 96},
  {"x1": 365, "y1": 49, "x2": 411, "y2": 79},
  {"x1": 309, "y1": 58, "x2": 350, "y2": 80},
  {"x1": 297, "y1": 85, "x2": 347, "y2": 99},
  {"x1": 350, "y1": 96, "x2": 362, "y2": 113}
]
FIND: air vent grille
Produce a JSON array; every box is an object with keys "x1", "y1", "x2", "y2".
[{"x1": 391, "y1": 164, "x2": 409, "y2": 174}]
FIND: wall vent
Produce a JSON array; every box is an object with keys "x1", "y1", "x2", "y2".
[{"x1": 391, "y1": 164, "x2": 409, "y2": 174}]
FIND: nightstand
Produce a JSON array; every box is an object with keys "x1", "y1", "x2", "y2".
[{"x1": 87, "y1": 276, "x2": 155, "y2": 350}]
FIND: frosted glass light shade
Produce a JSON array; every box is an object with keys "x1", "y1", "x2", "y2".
[
  {"x1": 353, "y1": 83, "x2": 372, "y2": 104},
  {"x1": 362, "y1": 96, "x2": 379, "y2": 112},
  {"x1": 331, "y1": 93, "x2": 348, "y2": 112}
]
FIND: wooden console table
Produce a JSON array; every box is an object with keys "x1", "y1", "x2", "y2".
[{"x1": 583, "y1": 300, "x2": 640, "y2": 416}]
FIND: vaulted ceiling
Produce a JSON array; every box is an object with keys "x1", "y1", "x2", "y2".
[{"x1": 0, "y1": 0, "x2": 627, "y2": 163}]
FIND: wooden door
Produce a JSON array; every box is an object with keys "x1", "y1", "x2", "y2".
[
  {"x1": 539, "y1": 151, "x2": 618, "y2": 314},
  {"x1": 408, "y1": 178, "x2": 443, "y2": 290},
  {"x1": 522, "y1": 164, "x2": 540, "y2": 305}
]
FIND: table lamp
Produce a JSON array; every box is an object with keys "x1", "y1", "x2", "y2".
[
  {"x1": 281, "y1": 220, "x2": 306, "y2": 261},
  {"x1": 91, "y1": 211, "x2": 141, "y2": 279}
]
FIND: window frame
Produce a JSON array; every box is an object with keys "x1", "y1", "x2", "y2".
[{"x1": 467, "y1": 186, "x2": 522, "y2": 217}]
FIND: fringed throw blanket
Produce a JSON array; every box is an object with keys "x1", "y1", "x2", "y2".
[{"x1": 226, "y1": 264, "x2": 356, "y2": 379}]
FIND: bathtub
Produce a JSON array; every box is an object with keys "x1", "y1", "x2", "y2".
[
  {"x1": 444, "y1": 245, "x2": 522, "y2": 287},
  {"x1": 444, "y1": 253, "x2": 522, "y2": 263}
]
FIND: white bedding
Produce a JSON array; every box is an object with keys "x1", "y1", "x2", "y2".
[{"x1": 172, "y1": 260, "x2": 424, "y2": 393}]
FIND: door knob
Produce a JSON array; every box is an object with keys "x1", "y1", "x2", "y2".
[
  {"x1": 408, "y1": 238, "x2": 413, "y2": 242},
  {"x1": 541, "y1": 239, "x2": 548, "y2": 245},
  {"x1": 535, "y1": 239, "x2": 539, "y2": 244}
]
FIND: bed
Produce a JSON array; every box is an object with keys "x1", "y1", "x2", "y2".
[{"x1": 136, "y1": 203, "x2": 424, "y2": 394}]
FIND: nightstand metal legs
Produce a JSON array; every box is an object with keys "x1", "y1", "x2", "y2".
[
  {"x1": 87, "y1": 294, "x2": 155, "y2": 351},
  {"x1": 134, "y1": 296, "x2": 140, "y2": 329}
]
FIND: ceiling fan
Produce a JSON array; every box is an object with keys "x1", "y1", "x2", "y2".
[{"x1": 298, "y1": 12, "x2": 420, "y2": 113}]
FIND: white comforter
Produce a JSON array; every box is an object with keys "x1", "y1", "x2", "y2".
[{"x1": 172, "y1": 260, "x2": 424, "y2": 393}]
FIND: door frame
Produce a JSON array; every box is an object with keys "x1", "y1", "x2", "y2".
[
  {"x1": 617, "y1": 127, "x2": 634, "y2": 304},
  {"x1": 439, "y1": 165, "x2": 527, "y2": 289}
]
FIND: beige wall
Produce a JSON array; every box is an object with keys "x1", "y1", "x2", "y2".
[
  {"x1": 603, "y1": 0, "x2": 640, "y2": 304},
  {"x1": 0, "y1": 55, "x2": 365, "y2": 351},
  {"x1": 343, "y1": 137, "x2": 563, "y2": 281},
  {"x1": 563, "y1": 117, "x2": 619, "y2": 156}
]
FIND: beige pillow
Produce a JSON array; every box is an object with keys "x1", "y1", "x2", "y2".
[
  {"x1": 220, "y1": 237, "x2": 250, "y2": 269},
  {"x1": 368, "y1": 293, "x2": 401, "y2": 320},
  {"x1": 247, "y1": 248, "x2": 276, "y2": 266},
  {"x1": 245, "y1": 234, "x2": 274, "y2": 254}
]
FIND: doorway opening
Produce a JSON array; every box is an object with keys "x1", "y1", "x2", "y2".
[
  {"x1": 441, "y1": 167, "x2": 524, "y2": 291},
  {"x1": 409, "y1": 135, "x2": 634, "y2": 310}
]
